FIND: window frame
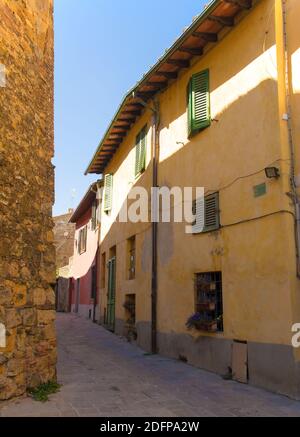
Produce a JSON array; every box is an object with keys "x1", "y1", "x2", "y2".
[
  {"x1": 78, "y1": 225, "x2": 87, "y2": 255},
  {"x1": 194, "y1": 271, "x2": 223, "y2": 333},
  {"x1": 91, "y1": 200, "x2": 97, "y2": 231},
  {"x1": 192, "y1": 192, "x2": 220, "y2": 234},
  {"x1": 127, "y1": 236, "x2": 136, "y2": 280},
  {"x1": 187, "y1": 69, "x2": 211, "y2": 138},
  {"x1": 135, "y1": 126, "x2": 147, "y2": 177},
  {"x1": 104, "y1": 174, "x2": 113, "y2": 213}
]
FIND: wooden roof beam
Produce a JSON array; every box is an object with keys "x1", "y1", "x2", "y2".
[
  {"x1": 192, "y1": 31, "x2": 218, "y2": 42},
  {"x1": 135, "y1": 91, "x2": 155, "y2": 100},
  {"x1": 145, "y1": 81, "x2": 167, "y2": 90},
  {"x1": 114, "y1": 123, "x2": 131, "y2": 128},
  {"x1": 167, "y1": 59, "x2": 190, "y2": 68},
  {"x1": 208, "y1": 15, "x2": 234, "y2": 26},
  {"x1": 223, "y1": 0, "x2": 252, "y2": 9},
  {"x1": 126, "y1": 104, "x2": 144, "y2": 110},
  {"x1": 111, "y1": 128, "x2": 128, "y2": 133},
  {"x1": 155, "y1": 71, "x2": 178, "y2": 80},
  {"x1": 108, "y1": 135, "x2": 125, "y2": 141},
  {"x1": 122, "y1": 110, "x2": 141, "y2": 117},
  {"x1": 178, "y1": 47, "x2": 203, "y2": 56},
  {"x1": 117, "y1": 117, "x2": 135, "y2": 123},
  {"x1": 98, "y1": 152, "x2": 113, "y2": 157},
  {"x1": 104, "y1": 139, "x2": 122, "y2": 145}
]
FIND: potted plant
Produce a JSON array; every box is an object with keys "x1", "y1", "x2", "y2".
[{"x1": 186, "y1": 313, "x2": 218, "y2": 332}]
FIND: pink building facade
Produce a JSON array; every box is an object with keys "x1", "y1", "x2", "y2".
[{"x1": 69, "y1": 183, "x2": 102, "y2": 321}]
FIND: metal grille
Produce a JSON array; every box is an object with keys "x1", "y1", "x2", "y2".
[
  {"x1": 195, "y1": 272, "x2": 223, "y2": 332},
  {"x1": 124, "y1": 294, "x2": 136, "y2": 327}
]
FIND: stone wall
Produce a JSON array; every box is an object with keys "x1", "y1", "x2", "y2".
[
  {"x1": 0, "y1": 0, "x2": 56, "y2": 400},
  {"x1": 53, "y1": 211, "x2": 75, "y2": 271}
]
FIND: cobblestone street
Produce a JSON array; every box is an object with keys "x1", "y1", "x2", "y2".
[{"x1": 1, "y1": 313, "x2": 300, "y2": 417}]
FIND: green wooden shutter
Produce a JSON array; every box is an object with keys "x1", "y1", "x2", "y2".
[
  {"x1": 188, "y1": 69, "x2": 210, "y2": 136},
  {"x1": 135, "y1": 127, "x2": 147, "y2": 176},
  {"x1": 192, "y1": 193, "x2": 220, "y2": 234},
  {"x1": 140, "y1": 128, "x2": 146, "y2": 171},
  {"x1": 104, "y1": 174, "x2": 113, "y2": 212},
  {"x1": 135, "y1": 132, "x2": 141, "y2": 176},
  {"x1": 187, "y1": 79, "x2": 193, "y2": 137},
  {"x1": 91, "y1": 201, "x2": 97, "y2": 230},
  {"x1": 204, "y1": 193, "x2": 220, "y2": 232}
]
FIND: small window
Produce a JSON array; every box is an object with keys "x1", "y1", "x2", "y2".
[
  {"x1": 195, "y1": 272, "x2": 223, "y2": 332},
  {"x1": 104, "y1": 174, "x2": 113, "y2": 213},
  {"x1": 124, "y1": 294, "x2": 136, "y2": 329},
  {"x1": 124, "y1": 294, "x2": 137, "y2": 341},
  {"x1": 91, "y1": 200, "x2": 97, "y2": 230},
  {"x1": 91, "y1": 265, "x2": 97, "y2": 300},
  {"x1": 187, "y1": 69, "x2": 211, "y2": 137},
  {"x1": 135, "y1": 126, "x2": 147, "y2": 177},
  {"x1": 192, "y1": 192, "x2": 220, "y2": 234},
  {"x1": 127, "y1": 236, "x2": 136, "y2": 280},
  {"x1": 78, "y1": 226, "x2": 87, "y2": 255}
]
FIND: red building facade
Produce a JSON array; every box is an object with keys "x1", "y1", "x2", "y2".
[{"x1": 69, "y1": 183, "x2": 102, "y2": 321}]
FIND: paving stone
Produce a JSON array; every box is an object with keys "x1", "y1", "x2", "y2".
[{"x1": 1, "y1": 313, "x2": 300, "y2": 417}]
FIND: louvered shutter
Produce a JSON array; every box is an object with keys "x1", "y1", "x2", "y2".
[
  {"x1": 204, "y1": 193, "x2": 220, "y2": 232},
  {"x1": 187, "y1": 80, "x2": 193, "y2": 137},
  {"x1": 104, "y1": 174, "x2": 113, "y2": 212},
  {"x1": 192, "y1": 193, "x2": 220, "y2": 234},
  {"x1": 91, "y1": 201, "x2": 97, "y2": 230},
  {"x1": 192, "y1": 197, "x2": 205, "y2": 234},
  {"x1": 135, "y1": 127, "x2": 147, "y2": 176},
  {"x1": 140, "y1": 128, "x2": 146, "y2": 172},
  {"x1": 188, "y1": 69, "x2": 210, "y2": 136},
  {"x1": 83, "y1": 226, "x2": 87, "y2": 252},
  {"x1": 135, "y1": 132, "x2": 141, "y2": 176}
]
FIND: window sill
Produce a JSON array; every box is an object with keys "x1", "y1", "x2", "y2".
[{"x1": 192, "y1": 227, "x2": 221, "y2": 235}]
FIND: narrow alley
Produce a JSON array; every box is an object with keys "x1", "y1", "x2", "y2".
[{"x1": 1, "y1": 314, "x2": 300, "y2": 418}]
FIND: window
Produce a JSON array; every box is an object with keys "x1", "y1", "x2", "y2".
[
  {"x1": 101, "y1": 253, "x2": 106, "y2": 289},
  {"x1": 127, "y1": 236, "x2": 136, "y2": 280},
  {"x1": 78, "y1": 226, "x2": 87, "y2": 254},
  {"x1": 187, "y1": 69, "x2": 211, "y2": 137},
  {"x1": 124, "y1": 294, "x2": 136, "y2": 327},
  {"x1": 195, "y1": 272, "x2": 223, "y2": 332},
  {"x1": 91, "y1": 200, "x2": 97, "y2": 230},
  {"x1": 135, "y1": 126, "x2": 147, "y2": 177},
  {"x1": 124, "y1": 294, "x2": 137, "y2": 340},
  {"x1": 192, "y1": 192, "x2": 220, "y2": 234},
  {"x1": 91, "y1": 265, "x2": 97, "y2": 300},
  {"x1": 104, "y1": 174, "x2": 113, "y2": 213}
]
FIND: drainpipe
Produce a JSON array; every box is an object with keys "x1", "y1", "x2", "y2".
[
  {"x1": 282, "y1": 0, "x2": 300, "y2": 278},
  {"x1": 133, "y1": 92, "x2": 160, "y2": 354},
  {"x1": 151, "y1": 100, "x2": 160, "y2": 355},
  {"x1": 91, "y1": 180, "x2": 104, "y2": 322}
]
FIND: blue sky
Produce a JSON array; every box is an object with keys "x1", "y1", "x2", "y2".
[{"x1": 54, "y1": 0, "x2": 207, "y2": 216}]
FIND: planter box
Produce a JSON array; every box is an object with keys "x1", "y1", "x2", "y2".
[{"x1": 192, "y1": 320, "x2": 218, "y2": 333}]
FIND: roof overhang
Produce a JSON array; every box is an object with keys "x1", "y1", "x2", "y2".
[
  {"x1": 69, "y1": 181, "x2": 102, "y2": 223},
  {"x1": 86, "y1": 0, "x2": 256, "y2": 175}
]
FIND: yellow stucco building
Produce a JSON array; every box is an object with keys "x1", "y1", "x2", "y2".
[{"x1": 86, "y1": 0, "x2": 300, "y2": 398}]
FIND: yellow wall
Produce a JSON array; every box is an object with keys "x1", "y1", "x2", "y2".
[{"x1": 98, "y1": 0, "x2": 300, "y2": 349}]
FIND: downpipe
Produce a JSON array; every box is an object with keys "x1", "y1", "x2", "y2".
[
  {"x1": 282, "y1": 0, "x2": 300, "y2": 278},
  {"x1": 151, "y1": 100, "x2": 160, "y2": 355},
  {"x1": 296, "y1": 202, "x2": 300, "y2": 278}
]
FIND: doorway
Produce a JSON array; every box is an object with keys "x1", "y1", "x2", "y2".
[
  {"x1": 75, "y1": 279, "x2": 80, "y2": 313},
  {"x1": 106, "y1": 248, "x2": 116, "y2": 331}
]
